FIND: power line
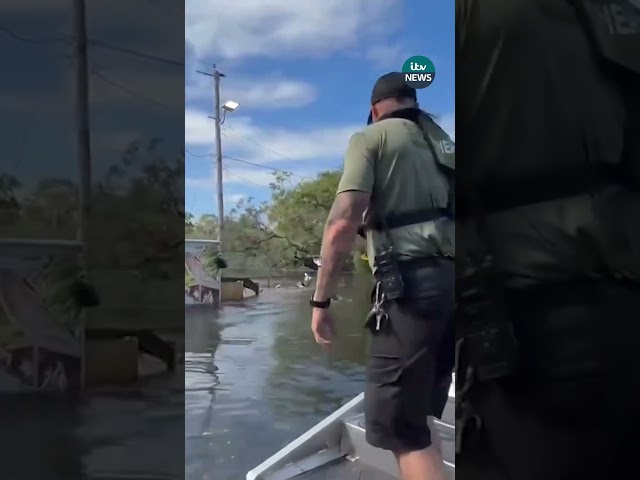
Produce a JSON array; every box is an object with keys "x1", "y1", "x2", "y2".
[
  {"x1": 184, "y1": 149, "x2": 213, "y2": 158},
  {"x1": 225, "y1": 155, "x2": 285, "y2": 171},
  {"x1": 0, "y1": 24, "x2": 69, "y2": 44},
  {"x1": 184, "y1": 149, "x2": 314, "y2": 180},
  {"x1": 223, "y1": 167, "x2": 271, "y2": 188},
  {"x1": 89, "y1": 39, "x2": 184, "y2": 67},
  {"x1": 90, "y1": 66, "x2": 181, "y2": 111},
  {"x1": 222, "y1": 123, "x2": 295, "y2": 162},
  {"x1": 225, "y1": 155, "x2": 315, "y2": 181},
  {"x1": 0, "y1": 24, "x2": 183, "y2": 67}
]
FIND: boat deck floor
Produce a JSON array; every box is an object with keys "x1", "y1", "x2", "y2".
[
  {"x1": 294, "y1": 457, "x2": 396, "y2": 480},
  {"x1": 294, "y1": 401, "x2": 454, "y2": 480}
]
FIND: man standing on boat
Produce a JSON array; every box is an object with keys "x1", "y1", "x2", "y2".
[{"x1": 310, "y1": 72, "x2": 455, "y2": 480}]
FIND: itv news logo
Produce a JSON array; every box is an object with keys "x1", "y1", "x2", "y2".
[{"x1": 401, "y1": 56, "x2": 435, "y2": 89}]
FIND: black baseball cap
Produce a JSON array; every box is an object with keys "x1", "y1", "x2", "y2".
[{"x1": 367, "y1": 72, "x2": 417, "y2": 125}]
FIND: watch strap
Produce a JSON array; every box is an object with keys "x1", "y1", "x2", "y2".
[{"x1": 310, "y1": 297, "x2": 331, "y2": 309}]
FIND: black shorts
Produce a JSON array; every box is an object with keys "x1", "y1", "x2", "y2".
[
  {"x1": 364, "y1": 257, "x2": 455, "y2": 453},
  {"x1": 457, "y1": 280, "x2": 640, "y2": 480}
]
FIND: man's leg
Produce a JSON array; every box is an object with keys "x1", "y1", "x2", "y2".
[
  {"x1": 364, "y1": 259, "x2": 454, "y2": 480},
  {"x1": 396, "y1": 448, "x2": 445, "y2": 480},
  {"x1": 395, "y1": 417, "x2": 447, "y2": 480},
  {"x1": 457, "y1": 280, "x2": 640, "y2": 480},
  {"x1": 365, "y1": 313, "x2": 447, "y2": 480}
]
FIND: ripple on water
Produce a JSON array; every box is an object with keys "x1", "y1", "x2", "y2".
[{"x1": 185, "y1": 286, "x2": 368, "y2": 480}]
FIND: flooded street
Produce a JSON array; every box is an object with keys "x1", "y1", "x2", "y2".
[
  {"x1": 185, "y1": 275, "x2": 373, "y2": 480},
  {"x1": 0, "y1": 275, "x2": 372, "y2": 480},
  {"x1": 1, "y1": 368, "x2": 184, "y2": 479}
]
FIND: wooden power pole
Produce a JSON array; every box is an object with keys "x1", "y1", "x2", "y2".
[
  {"x1": 72, "y1": 0, "x2": 93, "y2": 391},
  {"x1": 197, "y1": 66, "x2": 226, "y2": 307}
]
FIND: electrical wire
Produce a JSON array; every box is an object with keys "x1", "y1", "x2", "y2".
[
  {"x1": 184, "y1": 149, "x2": 314, "y2": 181},
  {"x1": 0, "y1": 24, "x2": 184, "y2": 67},
  {"x1": 223, "y1": 167, "x2": 272, "y2": 187},
  {"x1": 90, "y1": 66, "x2": 182, "y2": 112},
  {"x1": 222, "y1": 123, "x2": 295, "y2": 162},
  {"x1": 88, "y1": 39, "x2": 184, "y2": 67}
]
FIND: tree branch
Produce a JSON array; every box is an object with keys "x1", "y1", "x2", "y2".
[{"x1": 255, "y1": 221, "x2": 312, "y2": 255}]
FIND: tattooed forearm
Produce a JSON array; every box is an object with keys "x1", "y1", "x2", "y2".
[
  {"x1": 325, "y1": 191, "x2": 369, "y2": 227},
  {"x1": 314, "y1": 191, "x2": 369, "y2": 300}
]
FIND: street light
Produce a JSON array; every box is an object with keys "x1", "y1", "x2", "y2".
[
  {"x1": 197, "y1": 67, "x2": 240, "y2": 308},
  {"x1": 220, "y1": 100, "x2": 239, "y2": 126},
  {"x1": 222, "y1": 100, "x2": 239, "y2": 112},
  {"x1": 214, "y1": 93, "x2": 239, "y2": 307}
]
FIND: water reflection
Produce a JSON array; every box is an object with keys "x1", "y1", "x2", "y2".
[
  {"x1": 1, "y1": 368, "x2": 184, "y2": 479},
  {"x1": 185, "y1": 273, "x2": 374, "y2": 480},
  {"x1": 0, "y1": 397, "x2": 85, "y2": 478}
]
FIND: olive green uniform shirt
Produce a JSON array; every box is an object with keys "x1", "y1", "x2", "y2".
[
  {"x1": 337, "y1": 117, "x2": 454, "y2": 271},
  {"x1": 456, "y1": 0, "x2": 639, "y2": 285}
]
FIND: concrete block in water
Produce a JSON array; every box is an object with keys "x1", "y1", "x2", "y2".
[
  {"x1": 221, "y1": 281, "x2": 244, "y2": 301},
  {"x1": 85, "y1": 337, "x2": 138, "y2": 386}
]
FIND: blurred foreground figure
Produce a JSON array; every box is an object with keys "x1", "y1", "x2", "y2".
[{"x1": 455, "y1": 1, "x2": 639, "y2": 479}]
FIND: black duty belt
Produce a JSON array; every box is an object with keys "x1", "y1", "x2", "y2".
[
  {"x1": 474, "y1": 164, "x2": 625, "y2": 215},
  {"x1": 362, "y1": 165, "x2": 624, "y2": 236},
  {"x1": 357, "y1": 207, "x2": 450, "y2": 238},
  {"x1": 370, "y1": 207, "x2": 451, "y2": 231}
]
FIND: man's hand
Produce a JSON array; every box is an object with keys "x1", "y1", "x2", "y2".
[{"x1": 311, "y1": 307, "x2": 336, "y2": 348}]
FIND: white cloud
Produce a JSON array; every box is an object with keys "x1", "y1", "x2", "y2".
[
  {"x1": 185, "y1": 107, "x2": 454, "y2": 169},
  {"x1": 0, "y1": 1, "x2": 183, "y2": 61},
  {"x1": 0, "y1": 91, "x2": 69, "y2": 115},
  {"x1": 225, "y1": 193, "x2": 247, "y2": 204},
  {"x1": 185, "y1": 0, "x2": 402, "y2": 60},
  {"x1": 186, "y1": 168, "x2": 311, "y2": 189},
  {"x1": 186, "y1": 169, "x2": 271, "y2": 188},
  {"x1": 365, "y1": 45, "x2": 409, "y2": 70},
  {"x1": 92, "y1": 130, "x2": 146, "y2": 153},
  {"x1": 187, "y1": 74, "x2": 317, "y2": 110},
  {"x1": 185, "y1": 108, "x2": 360, "y2": 164},
  {"x1": 0, "y1": 66, "x2": 183, "y2": 118},
  {"x1": 90, "y1": 68, "x2": 184, "y2": 112}
]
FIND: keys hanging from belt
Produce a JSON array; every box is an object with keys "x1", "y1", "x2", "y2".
[
  {"x1": 366, "y1": 282, "x2": 389, "y2": 332},
  {"x1": 366, "y1": 305, "x2": 389, "y2": 332}
]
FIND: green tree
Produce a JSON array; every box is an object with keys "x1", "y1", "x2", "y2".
[
  {"x1": 0, "y1": 173, "x2": 22, "y2": 227},
  {"x1": 185, "y1": 212, "x2": 195, "y2": 234},
  {"x1": 24, "y1": 178, "x2": 77, "y2": 232},
  {"x1": 195, "y1": 214, "x2": 217, "y2": 238},
  {"x1": 183, "y1": 168, "x2": 368, "y2": 284},
  {"x1": 267, "y1": 170, "x2": 341, "y2": 255}
]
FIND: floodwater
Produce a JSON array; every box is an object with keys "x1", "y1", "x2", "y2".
[
  {"x1": 0, "y1": 365, "x2": 185, "y2": 479},
  {"x1": 0, "y1": 274, "x2": 371, "y2": 480},
  {"x1": 185, "y1": 274, "x2": 374, "y2": 480}
]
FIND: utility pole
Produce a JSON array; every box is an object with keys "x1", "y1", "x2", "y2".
[
  {"x1": 197, "y1": 66, "x2": 226, "y2": 307},
  {"x1": 72, "y1": 0, "x2": 92, "y2": 392}
]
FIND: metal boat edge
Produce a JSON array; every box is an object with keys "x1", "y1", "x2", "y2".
[
  {"x1": 247, "y1": 392, "x2": 365, "y2": 480},
  {"x1": 247, "y1": 376, "x2": 455, "y2": 480}
]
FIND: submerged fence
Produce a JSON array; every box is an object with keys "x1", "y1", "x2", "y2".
[{"x1": 222, "y1": 266, "x2": 313, "y2": 289}]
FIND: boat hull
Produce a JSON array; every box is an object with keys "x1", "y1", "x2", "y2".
[{"x1": 247, "y1": 378, "x2": 454, "y2": 480}]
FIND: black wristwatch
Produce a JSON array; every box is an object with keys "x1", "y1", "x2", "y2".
[{"x1": 310, "y1": 296, "x2": 331, "y2": 309}]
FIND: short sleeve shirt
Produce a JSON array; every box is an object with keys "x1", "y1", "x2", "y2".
[
  {"x1": 337, "y1": 118, "x2": 454, "y2": 270},
  {"x1": 455, "y1": 0, "x2": 635, "y2": 285}
]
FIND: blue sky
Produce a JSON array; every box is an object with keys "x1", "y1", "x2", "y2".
[
  {"x1": 185, "y1": 0, "x2": 455, "y2": 219},
  {"x1": 1, "y1": 1, "x2": 453, "y2": 221},
  {"x1": 1, "y1": 1, "x2": 183, "y2": 196}
]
